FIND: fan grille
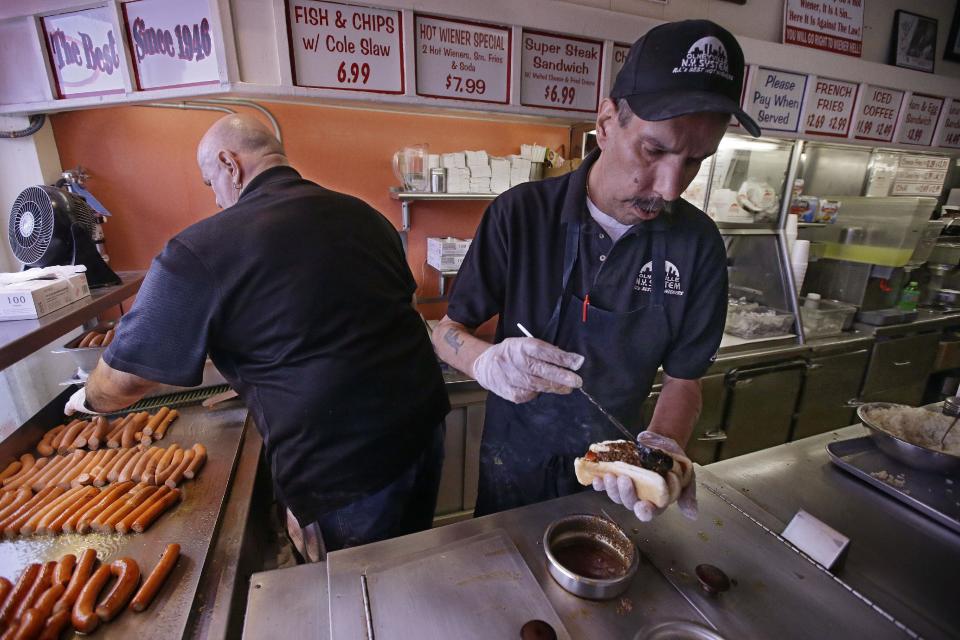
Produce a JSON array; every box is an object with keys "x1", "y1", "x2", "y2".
[{"x1": 9, "y1": 186, "x2": 54, "y2": 264}]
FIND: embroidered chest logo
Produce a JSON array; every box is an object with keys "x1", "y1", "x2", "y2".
[
  {"x1": 635, "y1": 261, "x2": 684, "y2": 296},
  {"x1": 672, "y1": 36, "x2": 733, "y2": 81}
]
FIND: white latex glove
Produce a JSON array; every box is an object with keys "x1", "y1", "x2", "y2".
[
  {"x1": 471, "y1": 337, "x2": 584, "y2": 404},
  {"x1": 592, "y1": 431, "x2": 698, "y2": 522},
  {"x1": 64, "y1": 387, "x2": 103, "y2": 417}
]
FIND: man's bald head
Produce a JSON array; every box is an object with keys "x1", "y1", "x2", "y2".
[{"x1": 197, "y1": 114, "x2": 288, "y2": 209}]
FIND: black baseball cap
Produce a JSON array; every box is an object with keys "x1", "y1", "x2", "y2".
[{"x1": 611, "y1": 20, "x2": 760, "y2": 137}]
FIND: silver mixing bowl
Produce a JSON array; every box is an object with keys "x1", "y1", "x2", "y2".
[{"x1": 543, "y1": 513, "x2": 638, "y2": 600}]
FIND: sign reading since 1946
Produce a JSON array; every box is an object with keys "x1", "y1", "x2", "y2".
[
  {"x1": 122, "y1": 0, "x2": 219, "y2": 90},
  {"x1": 803, "y1": 77, "x2": 857, "y2": 137},
  {"x1": 519, "y1": 30, "x2": 602, "y2": 113},
  {"x1": 288, "y1": 0, "x2": 403, "y2": 94},
  {"x1": 414, "y1": 15, "x2": 510, "y2": 104},
  {"x1": 41, "y1": 6, "x2": 125, "y2": 98},
  {"x1": 783, "y1": 0, "x2": 863, "y2": 58},
  {"x1": 853, "y1": 84, "x2": 904, "y2": 143},
  {"x1": 747, "y1": 67, "x2": 807, "y2": 133},
  {"x1": 897, "y1": 93, "x2": 944, "y2": 146}
]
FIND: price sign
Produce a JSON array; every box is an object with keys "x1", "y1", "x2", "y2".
[
  {"x1": 121, "y1": 0, "x2": 219, "y2": 90},
  {"x1": 520, "y1": 29, "x2": 602, "y2": 112},
  {"x1": 746, "y1": 67, "x2": 807, "y2": 133},
  {"x1": 803, "y1": 77, "x2": 856, "y2": 137},
  {"x1": 892, "y1": 153, "x2": 948, "y2": 196},
  {"x1": 897, "y1": 93, "x2": 944, "y2": 146},
  {"x1": 936, "y1": 99, "x2": 960, "y2": 149},
  {"x1": 853, "y1": 84, "x2": 904, "y2": 142},
  {"x1": 414, "y1": 15, "x2": 510, "y2": 104},
  {"x1": 41, "y1": 7, "x2": 124, "y2": 98},
  {"x1": 610, "y1": 43, "x2": 631, "y2": 82},
  {"x1": 288, "y1": 0, "x2": 403, "y2": 94}
]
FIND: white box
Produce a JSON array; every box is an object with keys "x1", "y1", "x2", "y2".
[
  {"x1": 0, "y1": 273, "x2": 91, "y2": 320},
  {"x1": 427, "y1": 237, "x2": 472, "y2": 255},
  {"x1": 427, "y1": 253, "x2": 466, "y2": 271}
]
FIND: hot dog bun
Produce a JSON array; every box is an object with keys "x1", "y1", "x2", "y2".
[{"x1": 574, "y1": 439, "x2": 693, "y2": 509}]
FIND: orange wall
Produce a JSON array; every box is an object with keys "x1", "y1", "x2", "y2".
[{"x1": 50, "y1": 102, "x2": 571, "y2": 319}]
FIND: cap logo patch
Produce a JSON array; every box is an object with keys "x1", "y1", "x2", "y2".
[{"x1": 672, "y1": 36, "x2": 732, "y2": 81}]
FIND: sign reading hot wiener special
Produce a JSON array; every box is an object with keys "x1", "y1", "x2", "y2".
[
  {"x1": 42, "y1": 7, "x2": 124, "y2": 99},
  {"x1": 520, "y1": 29, "x2": 602, "y2": 113},
  {"x1": 122, "y1": 0, "x2": 219, "y2": 90},
  {"x1": 747, "y1": 67, "x2": 807, "y2": 133},
  {"x1": 897, "y1": 93, "x2": 944, "y2": 146},
  {"x1": 803, "y1": 77, "x2": 857, "y2": 137},
  {"x1": 414, "y1": 15, "x2": 510, "y2": 104},
  {"x1": 288, "y1": 0, "x2": 403, "y2": 94},
  {"x1": 936, "y1": 99, "x2": 960, "y2": 149},
  {"x1": 853, "y1": 84, "x2": 904, "y2": 142}
]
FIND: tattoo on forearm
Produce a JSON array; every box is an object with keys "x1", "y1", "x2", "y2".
[{"x1": 444, "y1": 328, "x2": 465, "y2": 354}]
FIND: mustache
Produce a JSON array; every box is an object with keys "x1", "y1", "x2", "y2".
[{"x1": 625, "y1": 196, "x2": 666, "y2": 212}]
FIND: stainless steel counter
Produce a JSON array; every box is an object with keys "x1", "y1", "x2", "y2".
[
  {"x1": 708, "y1": 426, "x2": 960, "y2": 640},
  {"x1": 854, "y1": 309, "x2": 960, "y2": 337}
]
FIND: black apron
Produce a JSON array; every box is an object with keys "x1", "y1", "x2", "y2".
[{"x1": 475, "y1": 216, "x2": 673, "y2": 516}]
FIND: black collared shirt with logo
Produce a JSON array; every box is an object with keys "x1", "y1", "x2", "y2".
[{"x1": 447, "y1": 150, "x2": 727, "y2": 380}]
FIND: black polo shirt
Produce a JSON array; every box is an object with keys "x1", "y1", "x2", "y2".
[
  {"x1": 105, "y1": 166, "x2": 450, "y2": 523},
  {"x1": 447, "y1": 150, "x2": 727, "y2": 380}
]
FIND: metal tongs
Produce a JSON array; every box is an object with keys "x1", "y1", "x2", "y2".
[
  {"x1": 516, "y1": 323, "x2": 673, "y2": 474},
  {"x1": 941, "y1": 396, "x2": 960, "y2": 447}
]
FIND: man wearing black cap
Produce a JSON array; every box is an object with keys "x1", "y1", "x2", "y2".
[{"x1": 432, "y1": 20, "x2": 760, "y2": 521}]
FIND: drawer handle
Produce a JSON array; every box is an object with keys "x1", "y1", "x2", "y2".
[
  {"x1": 893, "y1": 361, "x2": 912, "y2": 366},
  {"x1": 697, "y1": 430, "x2": 727, "y2": 442}
]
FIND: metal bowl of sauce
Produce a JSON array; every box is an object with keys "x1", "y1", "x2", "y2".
[{"x1": 543, "y1": 513, "x2": 638, "y2": 600}]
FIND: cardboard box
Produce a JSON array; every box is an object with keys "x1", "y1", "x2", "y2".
[{"x1": 0, "y1": 273, "x2": 91, "y2": 320}]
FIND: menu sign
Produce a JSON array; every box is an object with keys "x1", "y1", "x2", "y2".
[
  {"x1": 853, "y1": 84, "x2": 904, "y2": 142},
  {"x1": 414, "y1": 15, "x2": 510, "y2": 104},
  {"x1": 747, "y1": 67, "x2": 807, "y2": 133},
  {"x1": 803, "y1": 77, "x2": 857, "y2": 137},
  {"x1": 783, "y1": 0, "x2": 863, "y2": 57},
  {"x1": 288, "y1": 0, "x2": 403, "y2": 94},
  {"x1": 936, "y1": 99, "x2": 960, "y2": 149},
  {"x1": 122, "y1": 0, "x2": 219, "y2": 90},
  {"x1": 519, "y1": 30, "x2": 602, "y2": 113},
  {"x1": 897, "y1": 93, "x2": 944, "y2": 146},
  {"x1": 610, "y1": 43, "x2": 631, "y2": 82},
  {"x1": 892, "y1": 154, "x2": 949, "y2": 196},
  {"x1": 42, "y1": 7, "x2": 124, "y2": 99}
]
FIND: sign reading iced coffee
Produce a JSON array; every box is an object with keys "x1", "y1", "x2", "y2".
[
  {"x1": 42, "y1": 7, "x2": 124, "y2": 98},
  {"x1": 519, "y1": 30, "x2": 602, "y2": 113},
  {"x1": 414, "y1": 15, "x2": 510, "y2": 104},
  {"x1": 122, "y1": 0, "x2": 219, "y2": 90},
  {"x1": 936, "y1": 99, "x2": 960, "y2": 149},
  {"x1": 897, "y1": 93, "x2": 944, "y2": 146},
  {"x1": 288, "y1": 0, "x2": 403, "y2": 94},
  {"x1": 853, "y1": 84, "x2": 904, "y2": 143},
  {"x1": 803, "y1": 77, "x2": 857, "y2": 137},
  {"x1": 747, "y1": 67, "x2": 807, "y2": 133}
]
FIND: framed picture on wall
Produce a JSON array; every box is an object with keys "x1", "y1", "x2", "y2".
[
  {"x1": 945, "y1": 4, "x2": 960, "y2": 62},
  {"x1": 890, "y1": 10, "x2": 937, "y2": 73}
]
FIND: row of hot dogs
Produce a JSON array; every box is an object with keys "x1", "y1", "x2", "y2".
[
  {"x1": 0, "y1": 544, "x2": 180, "y2": 639},
  {"x1": 75, "y1": 329, "x2": 115, "y2": 349},
  {"x1": 34, "y1": 408, "x2": 179, "y2": 457}
]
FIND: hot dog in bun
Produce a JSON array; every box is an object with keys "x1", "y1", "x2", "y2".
[{"x1": 574, "y1": 440, "x2": 693, "y2": 509}]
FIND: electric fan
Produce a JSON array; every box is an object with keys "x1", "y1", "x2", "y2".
[{"x1": 8, "y1": 185, "x2": 121, "y2": 288}]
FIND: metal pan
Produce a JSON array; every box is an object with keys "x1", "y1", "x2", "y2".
[{"x1": 856, "y1": 402, "x2": 960, "y2": 476}]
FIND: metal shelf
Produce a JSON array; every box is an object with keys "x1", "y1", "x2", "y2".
[
  {"x1": 389, "y1": 189, "x2": 496, "y2": 253},
  {"x1": 0, "y1": 270, "x2": 145, "y2": 371}
]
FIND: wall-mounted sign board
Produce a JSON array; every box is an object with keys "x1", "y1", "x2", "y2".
[
  {"x1": 41, "y1": 7, "x2": 125, "y2": 99},
  {"x1": 803, "y1": 76, "x2": 857, "y2": 137},
  {"x1": 783, "y1": 0, "x2": 863, "y2": 57},
  {"x1": 891, "y1": 153, "x2": 949, "y2": 195},
  {"x1": 853, "y1": 84, "x2": 904, "y2": 143},
  {"x1": 897, "y1": 93, "x2": 944, "y2": 146},
  {"x1": 414, "y1": 14, "x2": 510, "y2": 104},
  {"x1": 287, "y1": 0, "x2": 404, "y2": 94},
  {"x1": 122, "y1": 0, "x2": 220, "y2": 90},
  {"x1": 519, "y1": 29, "x2": 602, "y2": 113},
  {"x1": 746, "y1": 66, "x2": 807, "y2": 133},
  {"x1": 610, "y1": 43, "x2": 631, "y2": 82},
  {"x1": 936, "y1": 98, "x2": 960, "y2": 149}
]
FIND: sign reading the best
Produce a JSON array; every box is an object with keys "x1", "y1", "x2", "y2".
[
  {"x1": 288, "y1": 0, "x2": 403, "y2": 94},
  {"x1": 803, "y1": 77, "x2": 857, "y2": 137},
  {"x1": 747, "y1": 67, "x2": 807, "y2": 132},
  {"x1": 853, "y1": 84, "x2": 904, "y2": 142},
  {"x1": 42, "y1": 6, "x2": 125, "y2": 98},
  {"x1": 122, "y1": 0, "x2": 219, "y2": 90},
  {"x1": 414, "y1": 15, "x2": 510, "y2": 104},
  {"x1": 783, "y1": 0, "x2": 863, "y2": 57},
  {"x1": 520, "y1": 30, "x2": 602, "y2": 113},
  {"x1": 897, "y1": 93, "x2": 944, "y2": 146},
  {"x1": 936, "y1": 99, "x2": 960, "y2": 149}
]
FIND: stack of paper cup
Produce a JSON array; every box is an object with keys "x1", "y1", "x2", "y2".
[
  {"x1": 791, "y1": 239, "x2": 810, "y2": 292},
  {"x1": 785, "y1": 213, "x2": 799, "y2": 256}
]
